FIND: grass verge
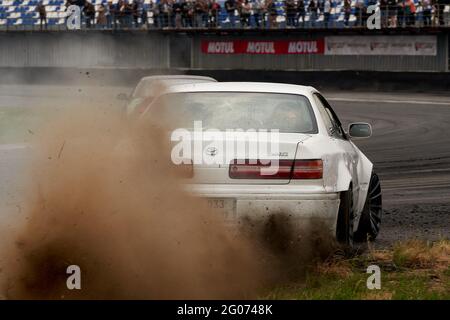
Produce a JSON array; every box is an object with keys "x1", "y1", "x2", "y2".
[{"x1": 265, "y1": 239, "x2": 450, "y2": 300}]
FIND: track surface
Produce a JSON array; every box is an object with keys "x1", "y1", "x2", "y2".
[{"x1": 0, "y1": 85, "x2": 449, "y2": 248}]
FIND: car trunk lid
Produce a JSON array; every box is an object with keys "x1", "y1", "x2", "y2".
[{"x1": 175, "y1": 133, "x2": 312, "y2": 185}]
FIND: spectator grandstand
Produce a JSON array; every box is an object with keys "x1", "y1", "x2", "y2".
[{"x1": 0, "y1": 0, "x2": 448, "y2": 30}]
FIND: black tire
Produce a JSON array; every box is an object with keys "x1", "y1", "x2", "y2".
[
  {"x1": 336, "y1": 187, "x2": 354, "y2": 247},
  {"x1": 354, "y1": 172, "x2": 382, "y2": 242}
]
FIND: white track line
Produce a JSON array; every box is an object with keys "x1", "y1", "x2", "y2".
[{"x1": 328, "y1": 97, "x2": 450, "y2": 106}]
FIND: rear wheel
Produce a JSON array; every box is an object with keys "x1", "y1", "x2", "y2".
[
  {"x1": 354, "y1": 172, "x2": 382, "y2": 242},
  {"x1": 336, "y1": 188, "x2": 354, "y2": 247}
]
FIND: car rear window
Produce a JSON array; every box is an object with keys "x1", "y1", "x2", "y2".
[{"x1": 150, "y1": 92, "x2": 318, "y2": 133}]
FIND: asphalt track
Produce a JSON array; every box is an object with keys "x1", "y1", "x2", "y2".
[{"x1": 0, "y1": 85, "x2": 449, "y2": 248}]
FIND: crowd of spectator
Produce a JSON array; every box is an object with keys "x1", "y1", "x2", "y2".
[{"x1": 32, "y1": 0, "x2": 449, "y2": 30}]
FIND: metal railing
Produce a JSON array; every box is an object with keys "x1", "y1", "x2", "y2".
[{"x1": 0, "y1": 1, "x2": 449, "y2": 31}]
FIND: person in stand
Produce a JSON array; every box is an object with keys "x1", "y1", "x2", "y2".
[
  {"x1": 181, "y1": 0, "x2": 192, "y2": 27},
  {"x1": 141, "y1": 2, "x2": 148, "y2": 28},
  {"x1": 324, "y1": 0, "x2": 331, "y2": 28},
  {"x1": 126, "y1": 0, "x2": 135, "y2": 27},
  {"x1": 240, "y1": 0, "x2": 251, "y2": 27},
  {"x1": 317, "y1": 0, "x2": 324, "y2": 18},
  {"x1": 194, "y1": 0, "x2": 207, "y2": 28},
  {"x1": 224, "y1": 0, "x2": 236, "y2": 27},
  {"x1": 170, "y1": 0, "x2": 177, "y2": 28},
  {"x1": 421, "y1": 0, "x2": 431, "y2": 26},
  {"x1": 260, "y1": 0, "x2": 269, "y2": 28},
  {"x1": 148, "y1": 0, "x2": 159, "y2": 28},
  {"x1": 159, "y1": 0, "x2": 172, "y2": 28},
  {"x1": 435, "y1": 0, "x2": 445, "y2": 26},
  {"x1": 97, "y1": 3, "x2": 107, "y2": 28},
  {"x1": 354, "y1": 0, "x2": 364, "y2": 26},
  {"x1": 285, "y1": 0, "x2": 297, "y2": 27},
  {"x1": 118, "y1": 0, "x2": 133, "y2": 28},
  {"x1": 343, "y1": 0, "x2": 351, "y2": 27},
  {"x1": 380, "y1": 0, "x2": 388, "y2": 28},
  {"x1": 404, "y1": 0, "x2": 416, "y2": 25},
  {"x1": 83, "y1": 1, "x2": 96, "y2": 28},
  {"x1": 387, "y1": 0, "x2": 397, "y2": 27},
  {"x1": 396, "y1": 0, "x2": 405, "y2": 27},
  {"x1": 116, "y1": 0, "x2": 124, "y2": 27},
  {"x1": 209, "y1": 0, "x2": 221, "y2": 28},
  {"x1": 104, "y1": 1, "x2": 112, "y2": 29},
  {"x1": 266, "y1": 0, "x2": 278, "y2": 29},
  {"x1": 172, "y1": 0, "x2": 183, "y2": 28},
  {"x1": 108, "y1": 0, "x2": 119, "y2": 29},
  {"x1": 252, "y1": 0, "x2": 263, "y2": 28},
  {"x1": 36, "y1": 1, "x2": 47, "y2": 30},
  {"x1": 132, "y1": 0, "x2": 144, "y2": 28},
  {"x1": 297, "y1": 0, "x2": 306, "y2": 27},
  {"x1": 308, "y1": 0, "x2": 318, "y2": 27}
]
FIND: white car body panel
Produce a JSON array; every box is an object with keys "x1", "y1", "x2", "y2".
[{"x1": 145, "y1": 82, "x2": 373, "y2": 235}]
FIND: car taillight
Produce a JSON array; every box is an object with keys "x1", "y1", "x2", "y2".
[
  {"x1": 229, "y1": 159, "x2": 322, "y2": 180},
  {"x1": 291, "y1": 159, "x2": 323, "y2": 179}
]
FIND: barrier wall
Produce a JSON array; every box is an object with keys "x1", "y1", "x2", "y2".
[
  {"x1": 0, "y1": 31, "x2": 448, "y2": 72},
  {"x1": 0, "y1": 32, "x2": 171, "y2": 68},
  {"x1": 193, "y1": 34, "x2": 448, "y2": 71}
]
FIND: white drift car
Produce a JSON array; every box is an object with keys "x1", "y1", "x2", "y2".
[{"x1": 142, "y1": 82, "x2": 382, "y2": 245}]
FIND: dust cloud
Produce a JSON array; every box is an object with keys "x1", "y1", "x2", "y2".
[
  {"x1": 0, "y1": 102, "x2": 266, "y2": 299},
  {"x1": 0, "y1": 90, "x2": 337, "y2": 300}
]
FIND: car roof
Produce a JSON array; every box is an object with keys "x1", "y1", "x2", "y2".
[
  {"x1": 139, "y1": 75, "x2": 217, "y2": 82},
  {"x1": 162, "y1": 82, "x2": 317, "y2": 95}
]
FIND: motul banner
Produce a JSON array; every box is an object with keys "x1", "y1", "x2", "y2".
[
  {"x1": 325, "y1": 36, "x2": 437, "y2": 56},
  {"x1": 201, "y1": 39, "x2": 325, "y2": 55}
]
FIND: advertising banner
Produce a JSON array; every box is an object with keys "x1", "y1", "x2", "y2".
[
  {"x1": 325, "y1": 36, "x2": 437, "y2": 56},
  {"x1": 201, "y1": 39, "x2": 325, "y2": 55}
]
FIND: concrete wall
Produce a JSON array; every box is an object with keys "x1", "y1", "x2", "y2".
[
  {"x1": 0, "y1": 32, "x2": 171, "y2": 69},
  {"x1": 0, "y1": 31, "x2": 448, "y2": 72}
]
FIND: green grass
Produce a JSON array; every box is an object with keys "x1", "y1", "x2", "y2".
[{"x1": 265, "y1": 240, "x2": 450, "y2": 300}]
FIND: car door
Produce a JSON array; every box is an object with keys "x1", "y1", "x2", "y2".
[{"x1": 313, "y1": 93, "x2": 362, "y2": 208}]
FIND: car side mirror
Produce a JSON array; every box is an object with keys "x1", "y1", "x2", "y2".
[
  {"x1": 117, "y1": 93, "x2": 129, "y2": 101},
  {"x1": 348, "y1": 122, "x2": 372, "y2": 139}
]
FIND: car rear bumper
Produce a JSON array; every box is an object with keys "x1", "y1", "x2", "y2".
[{"x1": 186, "y1": 184, "x2": 340, "y2": 235}]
